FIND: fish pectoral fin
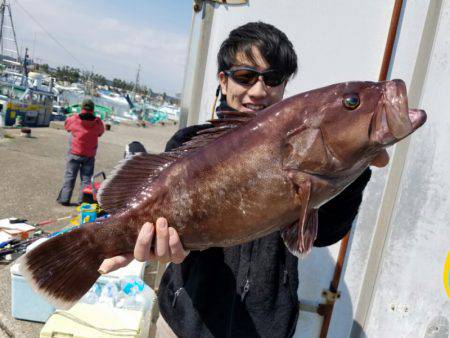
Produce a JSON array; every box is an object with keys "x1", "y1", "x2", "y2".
[
  {"x1": 282, "y1": 174, "x2": 319, "y2": 257},
  {"x1": 282, "y1": 209, "x2": 318, "y2": 258}
]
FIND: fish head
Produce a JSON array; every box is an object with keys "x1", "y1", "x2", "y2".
[
  {"x1": 287, "y1": 79, "x2": 427, "y2": 178},
  {"x1": 281, "y1": 80, "x2": 427, "y2": 256}
]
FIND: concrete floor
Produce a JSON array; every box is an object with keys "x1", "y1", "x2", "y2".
[{"x1": 0, "y1": 122, "x2": 178, "y2": 337}]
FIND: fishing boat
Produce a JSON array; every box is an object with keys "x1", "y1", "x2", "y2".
[
  {"x1": 97, "y1": 89, "x2": 128, "y2": 105},
  {"x1": 65, "y1": 103, "x2": 112, "y2": 121},
  {"x1": 0, "y1": 1, "x2": 55, "y2": 127},
  {"x1": 0, "y1": 71, "x2": 55, "y2": 127},
  {"x1": 53, "y1": 83, "x2": 85, "y2": 95},
  {"x1": 158, "y1": 105, "x2": 180, "y2": 122}
]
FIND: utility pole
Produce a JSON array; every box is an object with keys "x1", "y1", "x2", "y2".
[
  {"x1": 23, "y1": 47, "x2": 29, "y2": 76},
  {"x1": 132, "y1": 64, "x2": 141, "y2": 97}
]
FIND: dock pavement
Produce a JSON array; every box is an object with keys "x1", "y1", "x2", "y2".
[{"x1": 0, "y1": 122, "x2": 178, "y2": 337}]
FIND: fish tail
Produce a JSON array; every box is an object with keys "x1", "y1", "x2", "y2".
[{"x1": 18, "y1": 220, "x2": 117, "y2": 309}]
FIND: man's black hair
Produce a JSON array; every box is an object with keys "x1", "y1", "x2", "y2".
[{"x1": 217, "y1": 22, "x2": 298, "y2": 79}]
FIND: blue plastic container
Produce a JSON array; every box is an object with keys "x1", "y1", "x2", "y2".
[
  {"x1": 80, "y1": 203, "x2": 97, "y2": 224},
  {"x1": 10, "y1": 262, "x2": 56, "y2": 322}
]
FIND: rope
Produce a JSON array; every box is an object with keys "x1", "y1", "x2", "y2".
[
  {"x1": 13, "y1": 0, "x2": 87, "y2": 69},
  {"x1": 52, "y1": 310, "x2": 140, "y2": 336},
  {"x1": 210, "y1": 85, "x2": 221, "y2": 119}
]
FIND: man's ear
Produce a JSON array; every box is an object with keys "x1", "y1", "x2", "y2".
[{"x1": 218, "y1": 71, "x2": 227, "y2": 96}]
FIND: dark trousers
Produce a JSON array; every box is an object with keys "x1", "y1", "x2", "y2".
[{"x1": 57, "y1": 153, "x2": 95, "y2": 204}]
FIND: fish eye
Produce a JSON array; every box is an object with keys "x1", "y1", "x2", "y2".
[{"x1": 342, "y1": 93, "x2": 360, "y2": 110}]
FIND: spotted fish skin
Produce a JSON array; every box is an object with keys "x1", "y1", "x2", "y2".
[{"x1": 96, "y1": 79, "x2": 426, "y2": 254}]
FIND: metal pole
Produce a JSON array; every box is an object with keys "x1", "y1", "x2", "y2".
[
  {"x1": 0, "y1": 0, "x2": 6, "y2": 64},
  {"x1": 319, "y1": 1, "x2": 404, "y2": 337},
  {"x1": 350, "y1": 0, "x2": 443, "y2": 336},
  {"x1": 7, "y1": 1, "x2": 21, "y2": 62},
  {"x1": 318, "y1": 232, "x2": 351, "y2": 338},
  {"x1": 378, "y1": 0, "x2": 404, "y2": 82},
  {"x1": 179, "y1": 1, "x2": 214, "y2": 128}
]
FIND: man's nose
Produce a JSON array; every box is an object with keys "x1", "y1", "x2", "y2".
[{"x1": 247, "y1": 76, "x2": 268, "y2": 98}]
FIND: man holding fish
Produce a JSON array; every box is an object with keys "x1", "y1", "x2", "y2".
[
  {"x1": 22, "y1": 21, "x2": 426, "y2": 338},
  {"x1": 99, "y1": 22, "x2": 390, "y2": 337}
]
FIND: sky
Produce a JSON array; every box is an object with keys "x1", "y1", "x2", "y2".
[{"x1": 9, "y1": 0, "x2": 193, "y2": 96}]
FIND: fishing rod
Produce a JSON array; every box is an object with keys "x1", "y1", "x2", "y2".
[
  {"x1": 34, "y1": 214, "x2": 77, "y2": 227},
  {"x1": 0, "y1": 213, "x2": 78, "y2": 260}
]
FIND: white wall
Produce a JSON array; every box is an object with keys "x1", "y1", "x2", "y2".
[
  {"x1": 183, "y1": 0, "x2": 450, "y2": 337},
  {"x1": 197, "y1": 1, "x2": 394, "y2": 124},
  {"x1": 360, "y1": 1, "x2": 450, "y2": 336}
]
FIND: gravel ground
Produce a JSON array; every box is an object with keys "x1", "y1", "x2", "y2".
[{"x1": 0, "y1": 122, "x2": 178, "y2": 337}]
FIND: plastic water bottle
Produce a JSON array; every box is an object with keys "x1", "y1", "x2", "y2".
[
  {"x1": 98, "y1": 280, "x2": 119, "y2": 307},
  {"x1": 116, "y1": 276, "x2": 146, "y2": 310},
  {"x1": 81, "y1": 283, "x2": 101, "y2": 304},
  {"x1": 122, "y1": 276, "x2": 144, "y2": 294}
]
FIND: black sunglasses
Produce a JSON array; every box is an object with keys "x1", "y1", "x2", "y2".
[{"x1": 224, "y1": 66, "x2": 286, "y2": 87}]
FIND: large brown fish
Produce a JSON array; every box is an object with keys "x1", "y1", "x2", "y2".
[{"x1": 20, "y1": 79, "x2": 426, "y2": 308}]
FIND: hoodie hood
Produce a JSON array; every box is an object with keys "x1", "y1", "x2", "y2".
[{"x1": 79, "y1": 109, "x2": 96, "y2": 121}]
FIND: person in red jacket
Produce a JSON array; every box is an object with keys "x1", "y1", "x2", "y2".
[{"x1": 57, "y1": 98, "x2": 104, "y2": 206}]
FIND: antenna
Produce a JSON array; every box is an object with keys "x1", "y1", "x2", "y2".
[{"x1": 0, "y1": 0, "x2": 22, "y2": 72}]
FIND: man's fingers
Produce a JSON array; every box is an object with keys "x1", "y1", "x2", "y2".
[
  {"x1": 371, "y1": 149, "x2": 390, "y2": 168},
  {"x1": 98, "y1": 254, "x2": 134, "y2": 274},
  {"x1": 134, "y1": 222, "x2": 155, "y2": 262},
  {"x1": 168, "y1": 227, "x2": 190, "y2": 264},
  {"x1": 132, "y1": 219, "x2": 188, "y2": 265},
  {"x1": 155, "y1": 218, "x2": 170, "y2": 261}
]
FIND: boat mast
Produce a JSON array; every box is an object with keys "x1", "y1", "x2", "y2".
[{"x1": 0, "y1": 0, "x2": 22, "y2": 72}]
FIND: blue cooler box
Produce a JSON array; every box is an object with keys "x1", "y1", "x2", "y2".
[{"x1": 10, "y1": 261, "x2": 56, "y2": 322}]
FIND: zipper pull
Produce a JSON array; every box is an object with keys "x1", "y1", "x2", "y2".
[
  {"x1": 283, "y1": 269, "x2": 288, "y2": 284},
  {"x1": 172, "y1": 288, "x2": 182, "y2": 307},
  {"x1": 241, "y1": 279, "x2": 250, "y2": 301}
]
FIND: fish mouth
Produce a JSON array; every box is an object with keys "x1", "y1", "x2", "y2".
[
  {"x1": 370, "y1": 79, "x2": 427, "y2": 145},
  {"x1": 408, "y1": 108, "x2": 427, "y2": 130}
]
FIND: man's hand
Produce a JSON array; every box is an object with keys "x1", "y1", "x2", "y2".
[
  {"x1": 370, "y1": 149, "x2": 390, "y2": 168},
  {"x1": 98, "y1": 217, "x2": 190, "y2": 274}
]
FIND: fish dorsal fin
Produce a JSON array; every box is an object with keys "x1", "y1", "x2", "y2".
[
  {"x1": 213, "y1": 110, "x2": 257, "y2": 124},
  {"x1": 218, "y1": 110, "x2": 257, "y2": 119},
  {"x1": 97, "y1": 153, "x2": 180, "y2": 214},
  {"x1": 99, "y1": 112, "x2": 257, "y2": 213},
  {"x1": 174, "y1": 111, "x2": 257, "y2": 151}
]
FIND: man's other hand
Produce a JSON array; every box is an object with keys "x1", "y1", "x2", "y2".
[
  {"x1": 370, "y1": 149, "x2": 390, "y2": 168},
  {"x1": 98, "y1": 217, "x2": 190, "y2": 274}
]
